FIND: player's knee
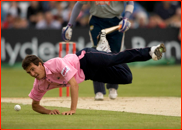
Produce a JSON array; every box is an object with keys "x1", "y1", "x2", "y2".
[{"x1": 127, "y1": 74, "x2": 133, "y2": 83}]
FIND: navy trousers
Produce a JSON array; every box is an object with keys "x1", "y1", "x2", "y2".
[
  {"x1": 76, "y1": 47, "x2": 151, "y2": 84},
  {"x1": 89, "y1": 16, "x2": 124, "y2": 52},
  {"x1": 89, "y1": 16, "x2": 125, "y2": 93}
]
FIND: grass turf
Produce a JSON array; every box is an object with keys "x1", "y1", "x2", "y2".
[
  {"x1": 1, "y1": 65, "x2": 181, "y2": 97},
  {"x1": 1, "y1": 103, "x2": 181, "y2": 129},
  {"x1": 1, "y1": 65, "x2": 181, "y2": 129}
]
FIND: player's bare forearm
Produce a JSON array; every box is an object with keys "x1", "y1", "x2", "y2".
[
  {"x1": 32, "y1": 103, "x2": 50, "y2": 114},
  {"x1": 70, "y1": 80, "x2": 79, "y2": 112},
  {"x1": 32, "y1": 100, "x2": 60, "y2": 115},
  {"x1": 62, "y1": 77, "x2": 79, "y2": 115}
]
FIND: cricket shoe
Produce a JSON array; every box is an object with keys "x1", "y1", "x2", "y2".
[
  {"x1": 95, "y1": 92, "x2": 104, "y2": 101},
  {"x1": 109, "y1": 88, "x2": 118, "y2": 99},
  {"x1": 96, "y1": 30, "x2": 111, "y2": 52},
  {"x1": 150, "y1": 43, "x2": 166, "y2": 61}
]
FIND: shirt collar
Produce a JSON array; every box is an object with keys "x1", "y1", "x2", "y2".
[{"x1": 44, "y1": 64, "x2": 52, "y2": 75}]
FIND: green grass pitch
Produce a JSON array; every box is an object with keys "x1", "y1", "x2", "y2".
[
  {"x1": 1, "y1": 103, "x2": 181, "y2": 129},
  {"x1": 1, "y1": 65, "x2": 181, "y2": 129}
]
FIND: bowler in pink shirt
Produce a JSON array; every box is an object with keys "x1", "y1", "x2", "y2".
[
  {"x1": 29, "y1": 54, "x2": 85, "y2": 102},
  {"x1": 22, "y1": 40, "x2": 165, "y2": 115}
]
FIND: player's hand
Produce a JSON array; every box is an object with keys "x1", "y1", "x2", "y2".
[
  {"x1": 119, "y1": 18, "x2": 131, "y2": 33},
  {"x1": 62, "y1": 110, "x2": 76, "y2": 115},
  {"x1": 62, "y1": 24, "x2": 72, "y2": 42},
  {"x1": 48, "y1": 109, "x2": 60, "y2": 115}
]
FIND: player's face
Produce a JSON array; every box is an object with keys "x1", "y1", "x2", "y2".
[{"x1": 26, "y1": 62, "x2": 46, "y2": 80}]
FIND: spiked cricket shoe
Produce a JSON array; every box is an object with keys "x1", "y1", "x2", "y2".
[
  {"x1": 150, "y1": 43, "x2": 166, "y2": 61},
  {"x1": 96, "y1": 30, "x2": 111, "y2": 52}
]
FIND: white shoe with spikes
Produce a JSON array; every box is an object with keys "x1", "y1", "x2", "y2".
[
  {"x1": 96, "y1": 30, "x2": 111, "y2": 52},
  {"x1": 150, "y1": 43, "x2": 166, "y2": 61}
]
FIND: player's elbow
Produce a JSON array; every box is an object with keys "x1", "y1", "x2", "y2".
[{"x1": 32, "y1": 100, "x2": 40, "y2": 111}]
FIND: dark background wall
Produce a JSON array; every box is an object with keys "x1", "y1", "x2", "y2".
[{"x1": 1, "y1": 27, "x2": 181, "y2": 66}]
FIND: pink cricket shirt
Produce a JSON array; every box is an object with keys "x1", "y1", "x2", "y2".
[{"x1": 28, "y1": 54, "x2": 85, "y2": 101}]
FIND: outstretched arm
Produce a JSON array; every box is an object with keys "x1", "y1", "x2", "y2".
[
  {"x1": 62, "y1": 77, "x2": 79, "y2": 115},
  {"x1": 32, "y1": 100, "x2": 60, "y2": 115}
]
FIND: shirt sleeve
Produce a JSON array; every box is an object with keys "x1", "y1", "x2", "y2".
[
  {"x1": 68, "y1": 2, "x2": 84, "y2": 25},
  {"x1": 28, "y1": 81, "x2": 46, "y2": 101},
  {"x1": 55, "y1": 58, "x2": 78, "y2": 83}
]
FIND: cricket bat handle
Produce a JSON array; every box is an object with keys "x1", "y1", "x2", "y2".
[{"x1": 102, "y1": 24, "x2": 122, "y2": 34}]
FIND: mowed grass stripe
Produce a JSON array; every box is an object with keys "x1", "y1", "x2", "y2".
[
  {"x1": 1, "y1": 103, "x2": 181, "y2": 129},
  {"x1": 1, "y1": 65, "x2": 181, "y2": 97}
]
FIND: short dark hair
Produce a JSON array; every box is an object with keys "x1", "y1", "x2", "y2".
[{"x1": 22, "y1": 55, "x2": 43, "y2": 70}]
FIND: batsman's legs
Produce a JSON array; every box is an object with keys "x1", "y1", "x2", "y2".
[
  {"x1": 89, "y1": 16, "x2": 124, "y2": 100},
  {"x1": 106, "y1": 84, "x2": 118, "y2": 99},
  {"x1": 93, "y1": 81, "x2": 106, "y2": 100},
  {"x1": 106, "y1": 26, "x2": 124, "y2": 100},
  {"x1": 89, "y1": 16, "x2": 106, "y2": 100}
]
